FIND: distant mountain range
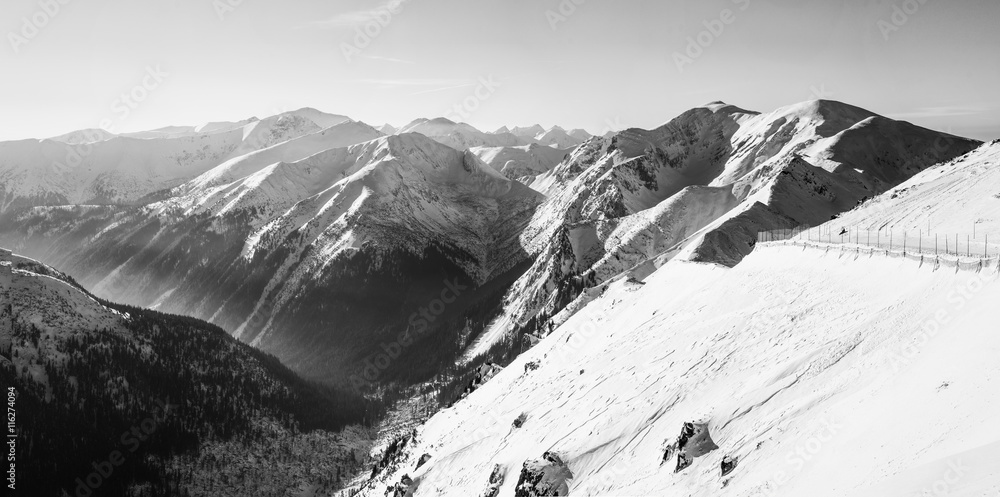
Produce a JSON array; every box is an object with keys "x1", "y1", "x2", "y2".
[{"x1": 0, "y1": 100, "x2": 978, "y2": 388}]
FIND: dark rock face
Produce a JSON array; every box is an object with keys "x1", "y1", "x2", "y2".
[
  {"x1": 721, "y1": 455, "x2": 739, "y2": 477},
  {"x1": 513, "y1": 412, "x2": 528, "y2": 429},
  {"x1": 662, "y1": 422, "x2": 719, "y2": 473},
  {"x1": 385, "y1": 474, "x2": 414, "y2": 497},
  {"x1": 457, "y1": 362, "x2": 503, "y2": 401},
  {"x1": 515, "y1": 451, "x2": 573, "y2": 497},
  {"x1": 481, "y1": 464, "x2": 506, "y2": 497},
  {"x1": 415, "y1": 453, "x2": 432, "y2": 471}
]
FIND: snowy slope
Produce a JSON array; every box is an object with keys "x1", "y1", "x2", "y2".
[
  {"x1": 833, "y1": 140, "x2": 1000, "y2": 235},
  {"x1": 121, "y1": 119, "x2": 258, "y2": 140},
  {"x1": 469, "y1": 143, "x2": 572, "y2": 190},
  {"x1": 366, "y1": 242, "x2": 1000, "y2": 496},
  {"x1": 181, "y1": 120, "x2": 384, "y2": 192},
  {"x1": 285, "y1": 107, "x2": 352, "y2": 128},
  {"x1": 225, "y1": 113, "x2": 322, "y2": 159},
  {"x1": 47, "y1": 128, "x2": 116, "y2": 145},
  {"x1": 0, "y1": 252, "x2": 126, "y2": 341},
  {"x1": 361, "y1": 131, "x2": 1000, "y2": 497}
]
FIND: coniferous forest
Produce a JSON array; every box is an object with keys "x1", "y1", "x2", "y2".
[{"x1": 3, "y1": 298, "x2": 379, "y2": 496}]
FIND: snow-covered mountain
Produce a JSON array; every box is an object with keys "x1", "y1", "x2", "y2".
[
  {"x1": 0, "y1": 99, "x2": 979, "y2": 387},
  {"x1": 0, "y1": 132, "x2": 543, "y2": 385},
  {"x1": 490, "y1": 125, "x2": 590, "y2": 149},
  {"x1": 47, "y1": 127, "x2": 116, "y2": 144},
  {"x1": 832, "y1": 139, "x2": 1000, "y2": 234},
  {"x1": 180, "y1": 119, "x2": 384, "y2": 193},
  {"x1": 567, "y1": 128, "x2": 593, "y2": 141},
  {"x1": 469, "y1": 143, "x2": 572, "y2": 191},
  {"x1": 285, "y1": 107, "x2": 352, "y2": 128},
  {"x1": 1, "y1": 100, "x2": 994, "y2": 496},
  {"x1": 507, "y1": 125, "x2": 546, "y2": 139},
  {"x1": 534, "y1": 125, "x2": 586, "y2": 149},
  {"x1": 359, "y1": 140, "x2": 1000, "y2": 496},
  {"x1": 464, "y1": 100, "x2": 980, "y2": 359},
  {"x1": 0, "y1": 110, "x2": 337, "y2": 212},
  {"x1": 397, "y1": 118, "x2": 528, "y2": 150}
]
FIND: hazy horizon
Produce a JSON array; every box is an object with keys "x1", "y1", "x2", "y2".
[{"x1": 3, "y1": 0, "x2": 999, "y2": 141}]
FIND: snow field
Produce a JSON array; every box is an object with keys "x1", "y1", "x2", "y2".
[{"x1": 375, "y1": 242, "x2": 1000, "y2": 496}]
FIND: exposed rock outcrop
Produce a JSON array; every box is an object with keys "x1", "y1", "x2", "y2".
[
  {"x1": 662, "y1": 422, "x2": 718, "y2": 473},
  {"x1": 515, "y1": 451, "x2": 573, "y2": 496},
  {"x1": 481, "y1": 464, "x2": 506, "y2": 497}
]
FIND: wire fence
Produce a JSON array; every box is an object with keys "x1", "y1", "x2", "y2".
[{"x1": 757, "y1": 226, "x2": 1000, "y2": 259}]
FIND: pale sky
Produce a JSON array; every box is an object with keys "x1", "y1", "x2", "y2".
[{"x1": 2, "y1": 0, "x2": 998, "y2": 141}]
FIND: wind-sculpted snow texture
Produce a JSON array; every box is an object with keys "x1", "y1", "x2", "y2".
[{"x1": 366, "y1": 241, "x2": 1000, "y2": 496}]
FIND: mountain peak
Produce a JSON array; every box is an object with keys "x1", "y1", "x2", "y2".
[
  {"x1": 283, "y1": 107, "x2": 352, "y2": 128},
  {"x1": 699, "y1": 101, "x2": 759, "y2": 116},
  {"x1": 427, "y1": 117, "x2": 457, "y2": 125}
]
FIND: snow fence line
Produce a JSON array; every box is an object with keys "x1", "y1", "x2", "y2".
[{"x1": 757, "y1": 240, "x2": 1000, "y2": 276}]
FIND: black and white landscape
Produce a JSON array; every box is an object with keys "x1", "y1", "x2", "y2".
[{"x1": 2, "y1": 1, "x2": 999, "y2": 496}]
